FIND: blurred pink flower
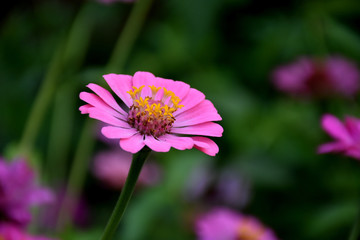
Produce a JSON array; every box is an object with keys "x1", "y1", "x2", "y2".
[
  {"x1": 272, "y1": 56, "x2": 360, "y2": 98},
  {"x1": 0, "y1": 223, "x2": 56, "y2": 240},
  {"x1": 195, "y1": 208, "x2": 278, "y2": 240},
  {"x1": 39, "y1": 187, "x2": 89, "y2": 230},
  {"x1": 0, "y1": 158, "x2": 53, "y2": 226},
  {"x1": 93, "y1": 149, "x2": 160, "y2": 189},
  {"x1": 184, "y1": 163, "x2": 251, "y2": 208},
  {"x1": 79, "y1": 71, "x2": 223, "y2": 155},
  {"x1": 318, "y1": 114, "x2": 360, "y2": 159}
]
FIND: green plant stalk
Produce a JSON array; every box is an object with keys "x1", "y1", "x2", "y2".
[
  {"x1": 18, "y1": 41, "x2": 65, "y2": 159},
  {"x1": 55, "y1": 119, "x2": 96, "y2": 230},
  {"x1": 18, "y1": 3, "x2": 94, "y2": 160},
  {"x1": 106, "y1": 0, "x2": 154, "y2": 73},
  {"x1": 349, "y1": 204, "x2": 360, "y2": 240},
  {"x1": 57, "y1": 0, "x2": 154, "y2": 230},
  {"x1": 100, "y1": 147, "x2": 151, "y2": 240}
]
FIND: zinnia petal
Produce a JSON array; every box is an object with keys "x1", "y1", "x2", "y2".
[
  {"x1": 192, "y1": 137, "x2": 219, "y2": 156},
  {"x1": 321, "y1": 114, "x2": 352, "y2": 143},
  {"x1": 101, "y1": 126, "x2": 137, "y2": 139},
  {"x1": 119, "y1": 133, "x2": 145, "y2": 153},
  {"x1": 87, "y1": 83, "x2": 127, "y2": 116},
  {"x1": 172, "y1": 122, "x2": 223, "y2": 137},
  {"x1": 155, "y1": 77, "x2": 190, "y2": 100},
  {"x1": 158, "y1": 134, "x2": 194, "y2": 150},
  {"x1": 132, "y1": 71, "x2": 157, "y2": 88},
  {"x1": 86, "y1": 108, "x2": 129, "y2": 128},
  {"x1": 144, "y1": 135, "x2": 172, "y2": 152},
  {"x1": 79, "y1": 92, "x2": 126, "y2": 120},
  {"x1": 103, "y1": 73, "x2": 133, "y2": 107},
  {"x1": 174, "y1": 88, "x2": 205, "y2": 116},
  {"x1": 173, "y1": 100, "x2": 221, "y2": 127},
  {"x1": 345, "y1": 147, "x2": 360, "y2": 160},
  {"x1": 317, "y1": 142, "x2": 347, "y2": 154},
  {"x1": 79, "y1": 104, "x2": 92, "y2": 114},
  {"x1": 345, "y1": 116, "x2": 360, "y2": 142}
]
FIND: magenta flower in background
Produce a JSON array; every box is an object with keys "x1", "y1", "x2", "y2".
[
  {"x1": 0, "y1": 158, "x2": 53, "y2": 226},
  {"x1": 80, "y1": 71, "x2": 223, "y2": 155},
  {"x1": 93, "y1": 149, "x2": 160, "y2": 189},
  {"x1": 318, "y1": 114, "x2": 360, "y2": 159},
  {"x1": 0, "y1": 223, "x2": 56, "y2": 240},
  {"x1": 272, "y1": 56, "x2": 360, "y2": 98},
  {"x1": 184, "y1": 163, "x2": 251, "y2": 209},
  {"x1": 39, "y1": 187, "x2": 89, "y2": 230},
  {"x1": 196, "y1": 208, "x2": 278, "y2": 240}
]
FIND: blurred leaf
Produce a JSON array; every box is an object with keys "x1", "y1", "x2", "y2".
[
  {"x1": 326, "y1": 18, "x2": 360, "y2": 61},
  {"x1": 306, "y1": 201, "x2": 357, "y2": 238}
]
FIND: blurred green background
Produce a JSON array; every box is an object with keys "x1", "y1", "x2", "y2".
[{"x1": 1, "y1": 0, "x2": 360, "y2": 239}]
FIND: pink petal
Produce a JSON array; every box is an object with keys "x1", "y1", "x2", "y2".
[
  {"x1": 28, "y1": 188, "x2": 54, "y2": 205},
  {"x1": 79, "y1": 104, "x2": 92, "y2": 114},
  {"x1": 103, "y1": 74, "x2": 133, "y2": 107},
  {"x1": 158, "y1": 134, "x2": 194, "y2": 150},
  {"x1": 4, "y1": 208, "x2": 31, "y2": 226},
  {"x1": 321, "y1": 114, "x2": 352, "y2": 143},
  {"x1": 192, "y1": 136, "x2": 219, "y2": 156},
  {"x1": 87, "y1": 83, "x2": 127, "y2": 116},
  {"x1": 86, "y1": 107, "x2": 130, "y2": 128},
  {"x1": 155, "y1": 77, "x2": 190, "y2": 100},
  {"x1": 317, "y1": 142, "x2": 347, "y2": 154},
  {"x1": 171, "y1": 122, "x2": 223, "y2": 137},
  {"x1": 345, "y1": 116, "x2": 360, "y2": 141},
  {"x1": 141, "y1": 85, "x2": 152, "y2": 99},
  {"x1": 174, "y1": 100, "x2": 222, "y2": 127},
  {"x1": 120, "y1": 133, "x2": 145, "y2": 153},
  {"x1": 345, "y1": 148, "x2": 360, "y2": 160},
  {"x1": 132, "y1": 71, "x2": 156, "y2": 88},
  {"x1": 101, "y1": 126, "x2": 137, "y2": 139},
  {"x1": 144, "y1": 135, "x2": 171, "y2": 152},
  {"x1": 154, "y1": 87, "x2": 164, "y2": 101},
  {"x1": 174, "y1": 88, "x2": 205, "y2": 116},
  {"x1": 79, "y1": 92, "x2": 126, "y2": 120}
]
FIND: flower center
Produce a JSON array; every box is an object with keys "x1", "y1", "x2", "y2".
[
  {"x1": 236, "y1": 219, "x2": 265, "y2": 240},
  {"x1": 126, "y1": 85, "x2": 184, "y2": 138}
]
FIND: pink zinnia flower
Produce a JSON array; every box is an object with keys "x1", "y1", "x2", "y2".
[
  {"x1": 196, "y1": 208, "x2": 278, "y2": 240},
  {"x1": 318, "y1": 114, "x2": 360, "y2": 159},
  {"x1": 0, "y1": 223, "x2": 56, "y2": 240},
  {"x1": 272, "y1": 56, "x2": 360, "y2": 98},
  {"x1": 93, "y1": 149, "x2": 160, "y2": 189},
  {"x1": 0, "y1": 158, "x2": 53, "y2": 226},
  {"x1": 79, "y1": 71, "x2": 223, "y2": 156}
]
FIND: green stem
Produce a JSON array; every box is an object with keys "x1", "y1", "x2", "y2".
[
  {"x1": 349, "y1": 204, "x2": 360, "y2": 240},
  {"x1": 100, "y1": 147, "x2": 151, "y2": 240}
]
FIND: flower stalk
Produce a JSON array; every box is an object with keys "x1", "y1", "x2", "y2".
[
  {"x1": 100, "y1": 147, "x2": 151, "y2": 240},
  {"x1": 18, "y1": 2, "x2": 95, "y2": 159},
  {"x1": 349, "y1": 203, "x2": 360, "y2": 240}
]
